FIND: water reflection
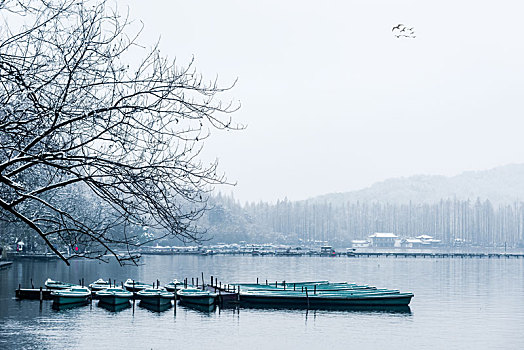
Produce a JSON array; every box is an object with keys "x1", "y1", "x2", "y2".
[
  {"x1": 237, "y1": 303, "x2": 412, "y2": 314},
  {"x1": 178, "y1": 301, "x2": 216, "y2": 314},
  {"x1": 138, "y1": 300, "x2": 172, "y2": 313},
  {"x1": 97, "y1": 301, "x2": 131, "y2": 312},
  {"x1": 51, "y1": 300, "x2": 90, "y2": 311}
]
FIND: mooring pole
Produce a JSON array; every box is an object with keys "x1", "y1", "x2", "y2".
[
  {"x1": 39, "y1": 287, "x2": 43, "y2": 302},
  {"x1": 305, "y1": 287, "x2": 310, "y2": 308}
]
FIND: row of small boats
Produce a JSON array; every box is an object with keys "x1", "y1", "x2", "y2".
[
  {"x1": 232, "y1": 281, "x2": 414, "y2": 307},
  {"x1": 44, "y1": 278, "x2": 414, "y2": 309},
  {"x1": 45, "y1": 278, "x2": 217, "y2": 307}
]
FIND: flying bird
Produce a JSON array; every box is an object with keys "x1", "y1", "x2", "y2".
[
  {"x1": 392, "y1": 24, "x2": 416, "y2": 39},
  {"x1": 392, "y1": 24, "x2": 404, "y2": 32}
]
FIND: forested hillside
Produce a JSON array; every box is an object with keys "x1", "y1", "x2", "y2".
[{"x1": 200, "y1": 165, "x2": 524, "y2": 247}]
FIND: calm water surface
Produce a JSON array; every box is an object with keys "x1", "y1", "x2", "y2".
[{"x1": 1, "y1": 255, "x2": 523, "y2": 349}]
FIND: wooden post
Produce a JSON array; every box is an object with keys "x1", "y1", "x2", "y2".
[
  {"x1": 314, "y1": 285, "x2": 316, "y2": 294},
  {"x1": 294, "y1": 283, "x2": 296, "y2": 291},
  {"x1": 109, "y1": 278, "x2": 111, "y2": 287},
  {"x1": 305, "y1": 287, "x2": 310, "y2": 308},
  {"x1": 196, "y1": 278, "x2": 199, "y2": 287},
  {"x1": 301, "y1": 286, "x2": 303, "y2": 292},
  {"x1": 201, "y1": 272, "x2": 204, "y2": 288},
  {"x1": 283, "y1": 283, "x2": 286, "y2": 291},
  {"x1": 275, "y1": 281, "x2": 277, "y2": 288},
  {"x1": 82, "y1": 278, "x2": 84, "y2": 287},
  {"x1": 39, "y1": 287, "x2": 43, "y2": 302},
  {"x1": 237, "y1": 286, "x2": 240, "y2": 301},
  {"x1": 256, "y1": 277, "x2": 259, "y2": 284},
  {"x1": 31, "y1": 278, "x2": 34, "y2": 289},
  {"x1": 211, "y1": 275, "x2": 213, "y2": 287},
  {"x1": 192, "y1": 277, "x2": 194, "y2": 286},
  {"x1": 157, "y1": 280, "x2": 160, "y2": 289},
  {"x1": 266, "y1": 279, "x2": 268, "y2": 285},
  {"x1": 132, "y1": 280, "x2": 135, "y2": 294}
]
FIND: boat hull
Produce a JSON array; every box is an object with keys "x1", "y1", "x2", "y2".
[
  {"x1": 139, "y1": 295, "x2": 173, "y2": 307},
  {"x1": 98, "y1": 294, "x2": 132, "y2": 305},
  {"x1": 52, "y1": 295, "x2": 90, "y2": 305},
  {"x1": 239, "y1": 293, "x2": 413, "y2": 307},
  {"x1": 178, "y1": 294, "x2": 215, "y2": 306}
]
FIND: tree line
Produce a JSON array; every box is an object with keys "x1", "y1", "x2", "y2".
[{"x1": 202, "y1": 195, "x2": 524, "y2": 247}]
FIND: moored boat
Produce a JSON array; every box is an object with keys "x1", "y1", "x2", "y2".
[
  {"x1": 123, "y1": 279, "x2": 152, "y2": 292},
  {"x1": 137, "y1": 288, "x2": 173, "y2": 306},
  {"x1": 96, "y1": 287, "x2": 133, "y2": 305},
  {"x1": 51, "y1": 286, "x2": 91, "y2": 305},
  {"x1": 164, "y1": 279, "x2": 182, "y2": 292},
  {"x1": 177, "y1": 288, "x2": 217, "y2": 306},
  {"x1": 239, "y1": 290, "x2": 413, "y2": 307},
  {"x1": 89, "y1": 278, "x2": 111, "y2": 291},
  {"x1": 45, "y1": 278, "x2": 77, "y2": 290}
]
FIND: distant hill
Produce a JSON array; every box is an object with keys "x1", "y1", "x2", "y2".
[{"x1": 308, "y1": 164, "x2": 524, "y2": 205}]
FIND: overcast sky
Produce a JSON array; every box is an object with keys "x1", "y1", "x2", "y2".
[{"x1": 122, "y1": 0, "x2": 524, "y2": 203}]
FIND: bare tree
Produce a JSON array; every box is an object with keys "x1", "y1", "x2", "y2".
[{"x1": 0, "y1": 0, "x2": 241, "y2": 264}]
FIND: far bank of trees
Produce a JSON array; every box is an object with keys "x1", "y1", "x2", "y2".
[{"x1": 199, "y1": 195, "x2": 524, "y2": 247}]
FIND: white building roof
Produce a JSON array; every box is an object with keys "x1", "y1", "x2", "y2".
[
  {"x1": 405, "y1": 238, "x2": 423, "y2": 243},
  {"x1": 416, "y1": 235, "x2": 434, "y2": 239},
  {"x1": 369, "y1": 232, "x2": 398, "y2": 238}
]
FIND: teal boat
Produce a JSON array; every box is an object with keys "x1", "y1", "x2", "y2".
[
  {"x1": 177, "y1": 288, "x2": 217, "y2": 306},
  {"x1": 89, "y1": 279, "x2": 111, "y2": 291},
  {"x1": 96, "y1": 287, "x2": 133, "y2": 305},
  {"x1": 51, "y1": 286, "x2": 91, "y2": 305},
  {"x1": 124, "y1": 279, "x2": 152, "y2": 292},
  {"x1": 137, "y1": 288, "x2": 173, "y2": 306},
  {"x1": 45, "y1": 278, "x2": 77, "y2": 290},
  {"x1": 239, "y1": 290, "x2": 413, "y2": 307},
  {"x1": 164, "y1": 279, "x2": 182, "y2": 293},
  {"x1": 235, "y1": 280, "x2": 414, "y2": 307}
]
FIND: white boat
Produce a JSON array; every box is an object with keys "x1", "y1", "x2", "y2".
[
  {"x1": 123, "y1": 279, "x2": 152, "y2": 292},
  {"x1": 164, "y1": 279, "x2": 182, "y2": 292},
  {"x1": 89, "y1": 278, "x2": 111, "y2": 291},
  {"x1": 177, "y1": 288, "x2": 216, "y2": 306},
  {"x1": 51, "y1": 286, "x2": 91, "y2": 305},
  {"x1": 96, "y1": 287, "x2": 133, "y2": 305},
  {"x1": 45, "y1": 278, "x2": 77, "y2": 290},
  {"x1": 137, "y1": 288, "x2": 173, "y2": 306}
]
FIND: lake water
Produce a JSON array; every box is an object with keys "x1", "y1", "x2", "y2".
[{"x1": 1, "y1": 255, "x2": 523, "y2": 349}]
